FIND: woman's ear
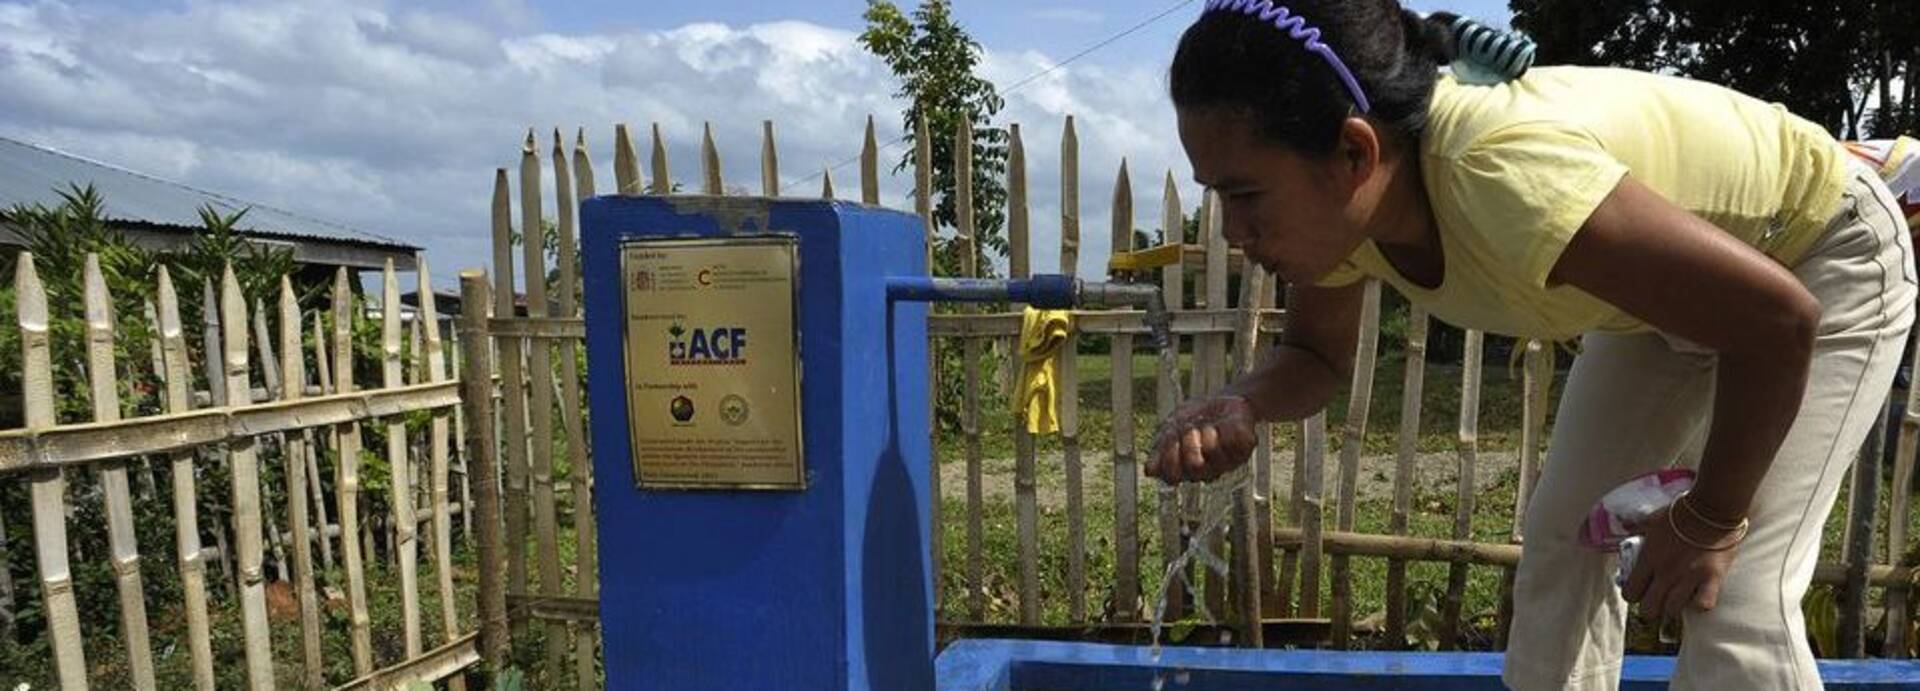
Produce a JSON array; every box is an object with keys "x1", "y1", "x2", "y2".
[{"x1": 1334, "y1": 116, "x2": 1382, "y2": 190}]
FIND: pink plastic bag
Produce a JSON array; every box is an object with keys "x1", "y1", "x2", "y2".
[{"x1": 1578, "y1": 468, "x2": 1695, "y2": 552}]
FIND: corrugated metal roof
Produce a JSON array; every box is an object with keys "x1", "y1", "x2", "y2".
[{"x1": 0, "y1": 135, "x2": 418, "y2": 251}]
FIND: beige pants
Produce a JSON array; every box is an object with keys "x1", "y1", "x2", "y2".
[{"x1": 1502, "y1": 161, "x2": 1918, "y2": 691}]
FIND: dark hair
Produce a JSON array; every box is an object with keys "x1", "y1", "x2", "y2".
[{"x1": 1170, "y1": 1, "x2": 1460, "y2": 155}]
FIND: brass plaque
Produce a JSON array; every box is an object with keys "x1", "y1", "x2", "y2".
[{"x1": 620, "y1": 237, "x2": 805, "y2": 490}]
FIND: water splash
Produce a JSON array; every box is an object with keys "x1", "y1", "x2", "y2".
[{"x1": 1142, "y1": 309, "x2": 1251, "y2": 690}]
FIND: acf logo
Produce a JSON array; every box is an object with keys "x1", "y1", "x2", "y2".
[{"x1": 667, "y1": 322, "x2": 748, "y2": 365}]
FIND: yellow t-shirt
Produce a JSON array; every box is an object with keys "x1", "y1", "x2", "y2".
[{"x1": 1317, "y1": 66, "x2": 1849, "y2": 341}]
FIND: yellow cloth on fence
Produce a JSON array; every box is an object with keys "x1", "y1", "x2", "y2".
[{"x1": 1016, "y1": 307, "x2": 1074, "y2": 434}]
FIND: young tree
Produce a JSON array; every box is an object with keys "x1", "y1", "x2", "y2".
[{"x1": 861, "y1": 0, "x2": 1010, "y2": 277}]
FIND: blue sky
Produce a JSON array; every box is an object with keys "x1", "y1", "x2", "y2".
[
  {"x1": 541, "y1": 0, "x2": 1516, "y2": 58},
  {"x1": 0, "y1": 0, "x2": 1517, "y2": 286}
]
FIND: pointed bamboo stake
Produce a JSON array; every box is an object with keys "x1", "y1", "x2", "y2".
[
  {"x1": 82, "y1": 255, "x2": 157, "y2": 691},
  {"x1": 1058, "y1": 116, "x2": 1086, "y2": 623},
  {"x1": 861, "y1": 115, "x2": 880, "y2": 205},
  {"x1": 19, "y1": 253, "x2": 89, "y2": 691},
  {"x1": 415, "y1": 268, "x2": 458, "y2": 631},
  {"x1": 1439, "y1": 329, "x2": 1483, "y2": 649},
  {"x1": 1499, "y1": 339, "x2": 1550, "y2": 646},
  {"x1": 1230, "y1": 261, "x2": 1271, "y2": 647},
  {"x1": 381, "y1": 258, "x2": 424, "y2": 657},
  {"x1": 1384, "y1": 305, "x2": 1430, "y2": 648},
  {"x1": 762, "y1": 120, "x2": 779, "y2": 197},
  {"x1": 1201, "y1": 191, "x2": 1229, "y2": 619},
  {"x1": 197, "y1": 279, "x2": 236, "y2": 594},
  {"x1": 556, "y1": 129, "x2": 600, "y2": 689},
  {"x1": 613, "y1": 123, "x2": 642, "y2": 196},
  {"x1": 957, "y1": 115, "x2": 987, "y2": 621},
  {"x1": 913, "y1": 112, "x2": 942, "y2": 615},
  {"x1": 1108, "y1": 159, "x2": 1140, "y2": 621},
  {"x1": 1005, "y1": 122, "x2": 1040, "y2": 626},
  {"x1": 493, "y1": 167, "x2": 534, "y2": 636},
  {"x1": 158, "y1": 267, "x2": 216, "y2": 691},
  {"x1": 701, "y1": 121, "x2": 724, "y2": 195},
  {"x1": 277, "y1": 277, "x2": 326, "y2": 690},
  {"x1": 1329, "y1": 279, "x2": 1382, "y2": 648},
  {"x1": 650, "y1": 123, "x2": 671, "y2": 195},
  {"x1": 523, "y1": 133, "x2": 567, "y2": 680},
  {"x1": 250, "y1": 296, "x2": 293, "y2": 584},
  {"x1": 308, "y1": 314, "x2": 336, "y2": 572},
  {"x1": 333, "y1": 267, "x2": 375, "y2": 674},
  {"x1": 135, "y1": 300, "x2": 162, "y2": 498},
  {"x1": 821, "y1": 167, "x2": 836, "y2": 200},
  {"x1": 1157, "y1": 170, "x2": 1186, "y2": 621},
  {"x1": 450, "y1": 318, "x2": 473, "y2": 545},
  {"x1": 221, "y1": 265, "x2": 277, "y2": 689},
  {"x1": 1298, "y1": 409, "x2": 1327, "y2": 619}
]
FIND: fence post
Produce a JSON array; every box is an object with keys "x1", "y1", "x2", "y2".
[
  {"x1": 1058, "y1": 115, "x2": 1087, "y2": 625},
  {"x1": 157, "y1": 266, "x2": 218, "y2": 690},
  {"x1": 1328, "y1": 279, "x2": 1382, "y2": 649},
  {"x1": 957, "y1": 115, "x2": 987, "y2": 622},
  {"x1": 701, "y1": 122, "x2": 724, "y2": 195},
  {"x1": 308, "y1": 314, "x2": 337, "y2": 572},
  {"x1": 915, "y1": 113, "x2": 942, "y2": 618},
  {"x1": 1107, "y1": 159, "x2": 1140, "y2": 622},
  {"x1": 275, "y1": 276, "x2": 327, "y2": 690},
  {"x1": 334, "y1": 266, "x2": 376, "y2": 674},
  {"x1": 862, "y1": 115, "x2": 880, "y2": 205},
  {"x1": 614, "y1": 123, "x2": 642, "y2": 196},
  {"x1": 18, "y1": 253, "x2": 90, "y2": 691},
  {"x1": 381, "y1": 258, "x2": 425, "y2": 657},
  {"x1": 1228, "y1": 256, "x2": 1271, "y2": 648},
  {"x1": 650, "y1": 123, "x2": 672, "y2": 195},
  {"x1": 560, "y1": 128, "x2": 602, "y2": 689},
  {"x1": 1006, "y1": 122, "x2": 1041, "y2": 626},
  {"x1": 1156, "y1": 170, "x2": 1186, "y2": 622},
  {"x1": 1385, "y1": 305, "x2": 1430, "y2": 649},
  {"x1": 82, "y1": 255, "x2": 158, "y2": 690},
  {"x1": 221, "y1": 265, "x2": 278, "y2": 690},
  {"x1": 762, "y1": 120, "x2": 780, "y2": 197},
  {"x1": 1439, "y1": 329, "x2": 1483, "y2": 649},
  {"x1": 493, "y1": 166, "x2": 533, "y2": 622},
  {"x1": 461, "y1": 270, "x2": 512, "y2": 673},
  {"x1": 523, "y1": 131, "x2": 568, "y2": 680}
]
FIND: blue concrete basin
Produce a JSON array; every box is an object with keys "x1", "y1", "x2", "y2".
[{"x1": 935, "y1": 639, "x2": 1920, "y2": 690}]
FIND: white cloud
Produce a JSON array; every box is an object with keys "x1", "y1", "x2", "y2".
[{"x1": 0, "y1": 0, "x2": 1206, "y2": 287}]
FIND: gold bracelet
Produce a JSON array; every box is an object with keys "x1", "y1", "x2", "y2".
[
  {"x1": 1677, "y1": 491, "x2": 1747, "y2": 532},
  {"x1": 1667, "y1": 504, "x2": 1748, "y2": 552}
]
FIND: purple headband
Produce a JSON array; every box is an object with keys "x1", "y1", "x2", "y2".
[{"x1": 1202, "y1": 0, "x2": 1372, "y2": 113}]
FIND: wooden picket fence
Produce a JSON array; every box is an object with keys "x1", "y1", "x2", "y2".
[
  {"x1": 476, "y1": 113, "x2": 1920, "y2": 673},
  {"x1": 0, "y1": 255, "x2": 475, "y2": 689}
]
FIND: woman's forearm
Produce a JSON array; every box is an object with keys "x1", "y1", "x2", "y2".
[
  {"x1": 1219, "y1": 342, "x2": 1343, "y2": 424},
  {"x1": 1689, "y1": 331, "x2": 1817, "y2": 523}
]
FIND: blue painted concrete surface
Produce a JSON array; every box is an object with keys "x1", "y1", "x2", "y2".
[{"x1": 936, "y1": 639, "x2": 1920, "y2": 690}]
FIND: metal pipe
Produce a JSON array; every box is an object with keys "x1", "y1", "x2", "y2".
[{"x1": 886, "y1": 274, "x2": 1172, "y2": 350}]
